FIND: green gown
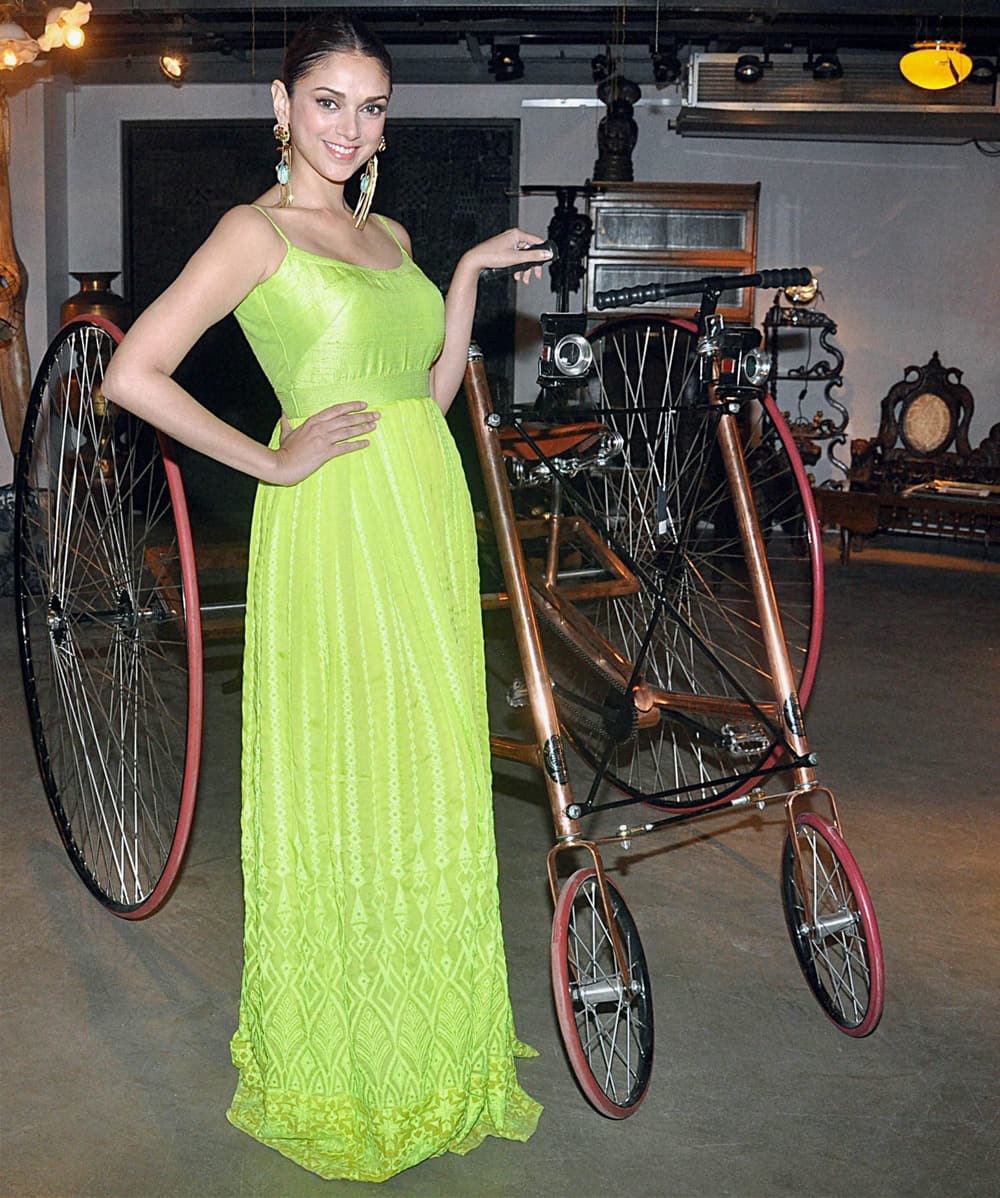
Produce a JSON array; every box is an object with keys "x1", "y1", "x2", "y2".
[{"x1": 225, "y1": 207, "x2": 541, "y2": 1181}]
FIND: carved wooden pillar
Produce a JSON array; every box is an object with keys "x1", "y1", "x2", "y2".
[{"x1": 0, "y1": 91, "x2": 31, "y2": 456}]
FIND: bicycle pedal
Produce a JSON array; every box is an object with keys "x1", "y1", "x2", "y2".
[
  {"x1": 721, "y1": 723, "x2": 771, "y2": 755},
  {"x1": 506, "y1": 679, "x2": 529, "y2": 708}
]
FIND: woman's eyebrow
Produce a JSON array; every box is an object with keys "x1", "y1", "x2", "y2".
[{"x1": 311, "y1": 86, "x2": 390, "y2": 103}]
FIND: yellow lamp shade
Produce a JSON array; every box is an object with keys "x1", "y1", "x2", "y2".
[{"x1": 899, "y1": 41, "x2": 973, "y2": 90}]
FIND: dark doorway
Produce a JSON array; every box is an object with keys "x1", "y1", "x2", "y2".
[
  {"x1": 123, "y1": 120, "x2": 274, "y2": 538},
  {"x1": 122, "y1": 117, "x2": 519, "y2": 539}
]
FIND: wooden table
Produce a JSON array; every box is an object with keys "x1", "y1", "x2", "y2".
[{"x1": 812, "y1": 485, "x2": 1000, "y2": 563}]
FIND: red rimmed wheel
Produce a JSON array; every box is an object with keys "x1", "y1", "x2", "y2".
[
  {"x1": 551, "y1": 868, "x2": 654, "y2": 1117},
  {"x1": 782, "y1": 813, "x2": 884, "y2": 1036},
  {"x1": 14, "y1": 317, "x2": 203, "y2": 917},
  {"x1": 546, "y1": 314, "x2": 824, "y2": 809}
]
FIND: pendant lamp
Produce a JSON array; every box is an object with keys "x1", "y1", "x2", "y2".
[{"x1": 899, "y1": 40, "x2": 973, "y2": 90}]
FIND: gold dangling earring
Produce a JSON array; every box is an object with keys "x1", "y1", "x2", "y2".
[
  {"x1": 274, "y1": 123, "x2": 292, "y2": 208},
  {"x1": 353, "y1": 135, "x2": 386, "y2": 230}
]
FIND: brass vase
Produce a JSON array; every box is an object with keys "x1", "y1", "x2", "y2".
[{"x1": 61, "y1": 272, "x2": 131, "y2": 331}]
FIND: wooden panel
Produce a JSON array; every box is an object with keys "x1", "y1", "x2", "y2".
[{"x1": 122, "y1": 119, "x2": 285, "y2": 539}]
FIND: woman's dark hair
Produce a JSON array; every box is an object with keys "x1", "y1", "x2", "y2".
[{"x1": 283, "y1": 14, "x2": 393, "y2": 94}]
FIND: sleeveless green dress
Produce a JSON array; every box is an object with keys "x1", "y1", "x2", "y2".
[{"x1": 225, "y1": 209, "x2": 541, "y2": 1181}]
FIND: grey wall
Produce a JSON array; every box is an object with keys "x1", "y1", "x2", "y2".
[{"x1": 4, "y1": 77, "x2": 998, "y2": 485}]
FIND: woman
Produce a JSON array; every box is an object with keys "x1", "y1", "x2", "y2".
[{"x1": 103, "y1": 14, "x2": 549, "y2": 1183}]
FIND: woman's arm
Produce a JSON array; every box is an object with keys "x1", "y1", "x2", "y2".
[
  {"x1": 101, "y1": 206, "x2": 378, "y2": 486},
  {"x1": 429, "y1": 228, "x2": 551, "y2": 415}
]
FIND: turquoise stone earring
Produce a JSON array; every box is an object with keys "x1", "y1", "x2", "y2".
[
  {"x1": 274, "y1": 123, "x2": 292, "y2": 207},
  {"x1": 353, "y1": 135, "x2": 387, "y2": 229}
]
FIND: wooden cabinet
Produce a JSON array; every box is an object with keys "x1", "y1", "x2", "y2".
[{"x1": 585, "y1": 182, "x2": 760, "y2": 322}]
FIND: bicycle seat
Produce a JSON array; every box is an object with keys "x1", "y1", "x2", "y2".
[{"x1": 499, "y1": 421, "x2": 608, "y2": 462}]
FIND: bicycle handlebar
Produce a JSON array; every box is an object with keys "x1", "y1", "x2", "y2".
[
  {"x1": 593, "y1": 267, "x2": 813, "y2": 312},
  {"x1": 481, "y1": 239, "x2": 560, "y2": 280}
]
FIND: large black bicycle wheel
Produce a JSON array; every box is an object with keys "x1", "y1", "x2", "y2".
[
  {"x1": 542, "y1": 315, "x2": 824, "y2": 808},
  {"x1": 14, "y1": 318, "x2": 203, "y2": 917}
]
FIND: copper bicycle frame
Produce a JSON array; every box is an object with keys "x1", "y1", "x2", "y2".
[
  {"x1": 464, "y1": 321, "x2": 839, "y2": 985},
  {"x1": 704, "y1": 351, "x2": 845, "y2": 901},
  {"x1": 465, "y1": 346, "x2": 635, "y2": 991}
]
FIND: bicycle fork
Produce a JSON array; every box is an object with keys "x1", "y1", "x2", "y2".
[
  {"x1": 704, "y1": 346, "x2": 841, "y2": 894},
  {"x1": 464, "y1": 345, "x2": 636, "y2": 992}
]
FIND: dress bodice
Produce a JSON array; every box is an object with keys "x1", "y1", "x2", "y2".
[{"x1": 234, "y1": 209, "x2": 446, "y2": 419}]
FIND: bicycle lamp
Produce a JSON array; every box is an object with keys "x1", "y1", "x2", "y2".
[
  {"x1": 742, "y1": 348, "x2": 772, "y2": 386},
  {"x1": 551, "y1": 335, "x2": 593, "y2": 377},
  {"x1": 708, "y1": 324, "x2": 772, "y2": 400},
  {"x1": 537, "y1": 313, "x2": 594, "y2": 386}
]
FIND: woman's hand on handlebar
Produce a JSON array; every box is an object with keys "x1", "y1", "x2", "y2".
[
  {"x1": 269, "y1": 402, "x2": 379, "y2": 485},
  {"x1": 464, "y1": 228, "x2": 554, "y2": 285}
]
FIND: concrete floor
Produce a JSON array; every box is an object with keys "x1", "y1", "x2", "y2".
[{"x1": 3, "y1": 535, "x2": 999, "y2": 1197}]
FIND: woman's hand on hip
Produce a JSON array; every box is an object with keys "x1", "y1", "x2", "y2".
[
  {"x1": 270, "y1": 402, "x2": 379, "y2": 485},
  {"x1": 463, "y1": 228, "x2": 553, "y2": 285}
]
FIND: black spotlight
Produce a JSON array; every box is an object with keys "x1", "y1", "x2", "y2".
[
  {"x1": 489, "y1": 41, "x2": 524, "y2": 82},
  {"x1": 651, "y1": 47, "x2": 682, "y2": 86},
  {"x1": 735, "y1": 53, "x2": 764, "y2": 83},
  {"x1": 969, "y1": 56, "x2": 998, "y2": 84},
  {"x1": 809, "y1": 50, "x2": 843, "y2": 80}
]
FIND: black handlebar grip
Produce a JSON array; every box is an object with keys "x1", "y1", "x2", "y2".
[
  {"x1": 594, "y1": 283, "x2": 663, "y2": 310},
  {"x1": 757, "y1": 267, "x2": 813, "y2": 288},
  {"x1": 481, "y1": 239, "x2": 559, "y2": 280}
]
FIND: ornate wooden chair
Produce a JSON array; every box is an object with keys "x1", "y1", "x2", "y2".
[{"x1": 815, "y1": 352, "x2": 1000, "y2": 561}]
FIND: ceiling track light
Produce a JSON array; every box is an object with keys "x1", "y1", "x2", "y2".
[
  {"x1": 489, "y1": 39, "x2": 523, "y2": 82},
  {"x1": 159, "y1": 50, "x2": 186, "y2": 82},
  {"x1": 968, "y1": 56, "x2": 998, "y2": 85},
  {"x1": 650, "y1": 38, "x2": 681, "y2": 87},
  {"x1": 805, "y1": 50, "x2": 842, "y2": 81},
  {"x1": 899, "y1": 40, "x2": 972, "y2": 91},
  {"x1": 734, "y1": 53, "x2": 767, "y2": 84}
]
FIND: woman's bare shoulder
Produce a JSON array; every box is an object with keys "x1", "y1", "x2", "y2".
[
  {"x1": 196, "y1": 204, "x2": 288, "y2": 280},
  {"x1": 213, "y1": 203, "x2": 283, "y2": 243}
]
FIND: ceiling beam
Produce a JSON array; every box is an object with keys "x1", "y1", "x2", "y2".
[{"x1": 86, "y1": 1, "x2": 1000, "y2": 14}]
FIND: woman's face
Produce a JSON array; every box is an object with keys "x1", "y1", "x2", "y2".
[{"x1": 273, "y1": 50, "x2": 390, "y2": 188}]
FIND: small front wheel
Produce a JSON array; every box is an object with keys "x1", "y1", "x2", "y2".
[
  {"x1": 551, "y1": 868, "x2": 654, "y2": 1117},
  {"x1": 781, "y1": 813, "x2": 884, "y2": 1036}
]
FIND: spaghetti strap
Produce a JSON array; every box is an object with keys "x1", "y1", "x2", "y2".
[
  {"x1": 249, "y1": 204, "x2": 292, "y2": 246},
  {"x1": 375, "y1": 214, "x2": 409, "y2": 256}
]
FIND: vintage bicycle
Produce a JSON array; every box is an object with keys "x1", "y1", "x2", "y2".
[
  {"x1": 13, "y1": 265, "x2": 884, "y2": 1119},
  {"x1": 465, "y1": 265, "x2": 882, "y2": 1115}
]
